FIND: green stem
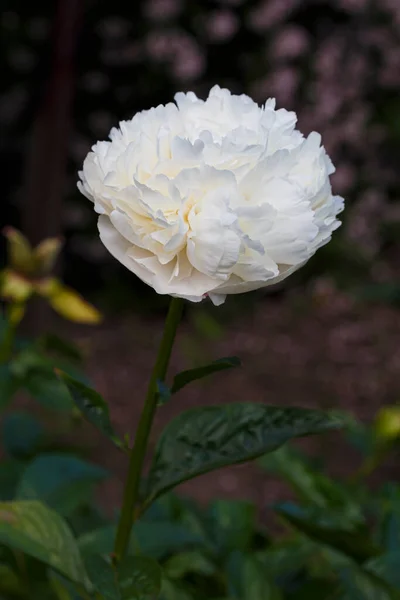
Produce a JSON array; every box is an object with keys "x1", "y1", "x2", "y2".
[{"x1": 113, "y1": 297, "x2": 184, "y2": 561}]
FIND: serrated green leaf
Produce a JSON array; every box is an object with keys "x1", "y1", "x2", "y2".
[
  {"x1": 145, "y1": 404, "x2": 341, "y2": 506},
  {"x1": 1, "y1": 411, "x2": 44, "y2": 459},
  {"x1": 16, "y1": 454, "x2": 108, "y2": 516},
  {"x1": 85, "y1": 554, "x2": 161, "y2": 600},
  {"x1": 0, "y1": 501, "x2": 87, "y2": 585},
  {"x1": 171, "y1": 357, "x2": 240, "y2": 394},
  {"x1": 275, "y1": 502, "x2": 380, "y2": 562},
  {"x1": 57, "y1": 373, "x2": 125, "y2": 451}
]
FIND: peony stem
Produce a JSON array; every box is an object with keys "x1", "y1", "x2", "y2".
[{"x1": 113, "y1": 297, "x2": 184, "y2": 561}]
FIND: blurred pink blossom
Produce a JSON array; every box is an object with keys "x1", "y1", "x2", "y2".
[
  {"x1": 145, "y1": 30, "x2": 205, "y2": 81},
  {"x1": 247, "y1": 0, "x2": 300, "y2": 32},
  {"x1": 331, "y1": 165, "x2": 356, "y2": 193},
  {"x1": 206, "y1": 10, "x2": 239, "y2": 42},
  {"x1": 267, "y1": 67, "x2": 299, "y2": 106},
  {"x1": 338, "y1": 0, "x2": 369, "y2": 12},
  {"x1": 271, "y1": 26, "x2": 310, "y2": 59},
  {"x1": 143, "y1": 0, "x2": 182, "y2": 21},
  {"x1": 145, "y1": 31, "x2": 177, "y2": 61},
  {"x1": 172, "y1": 44, "x2": 206, "y2": 80}
]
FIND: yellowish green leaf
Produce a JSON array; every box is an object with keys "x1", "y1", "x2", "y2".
[
  {"x1": 34, "y1": 237, "x2": 63, "y2": 274},
  {"x1": 0, "y1": 500, "x2": 87, "y2": 584},
  {"x1": 0, "y1": 270, "x2": 33, "y2": 302},
  {"x1": 37, "y1": 279, "x2": 102, "y2": 324},
  {"x1": 3, "y1": 227, "x2": 35, "y2": 274}
]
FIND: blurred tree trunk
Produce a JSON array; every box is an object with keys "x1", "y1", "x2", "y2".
[{"x1": 21, "y1": 0, "x2": 83, "y2": 335}]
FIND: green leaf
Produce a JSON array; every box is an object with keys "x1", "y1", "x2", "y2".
[
  {"x1": 23, "y1": 367, "x2": 74, "y2": 412},
  {"x1": 118, "y1": 555, "x2": 162, "y2": 600},
  {"x1": 0, "y1": 500, "x2": 87, "y2": 584},
  {"x1": 85, "y1": 554, "x2": 161, "y2": 600},
  {"x1": 39, "y1": 334, "x2": 83, "y2": 364},
  {"x1": 379, "y1": 485, "x2": 400, "y2": 553},
  {"x1": 57, "y1": 373, "x2": 125, "y2": 451},
  {"x1": 0, "y1": 563, "x2": 25, "y2": 597},
  {"x1": 78, "y1": 521, "x2": 201, "y2": 562},
  {"x1": 0, "y1": 364, "x2": 21, "y2": 409},
  {"x1": 16, "y1": 454, "x2": 108, "y2": 516},
  {"x1": 145, "y1": 404, "x2": 341, "y2": 506},
  {"x1": 255, "y1": 538, "x2": 317, "y2": 580},
  {"x1": 160, "y1": 578, "x2": 195, "y2": 600},
  {"x1": 134, "y1": 521, "x2": 202, "y2": 560},
  {"x1": 84, "y1": 555, "x2": 119, "y2": 599},
  {"x1": 1, "y1": 412, "x2": 44, "y2": 459},
  {"x1": 170, "y1": 357, "x2": 240, "y2": 394},
  {"x1": 207, "y1": 499, "x2": 256, "y2": 554},
  {"x1": 259, "y1": 445, "x2": 363, "y2": 525},
  {"x1": 49, "y1": 572, "x2": 76, "y2": 600},
  {"x1": 0, "y1": 460, "x2": 25, "y2": 501},
  {"x1": 366, "y1": 553, "x2": 400, "y2": 589},
  {"x1": 275, "y1": 502, "x2": 380, "y2": 562},
  {"x1": 68, "y1": 503, "x2": 108, "y2": 538},
  {"x1": 226, "y1": 551, "x2": 283, "y2": 600},
  {"x1": 164, "y1": 551, "x2": 216, "y2": 579},
  {"x1": 78, "y1": 525, "x2": 116, "y2": 557},
  {"x1": 337, "y1": 565, "x2": 398, "y2": 599}
]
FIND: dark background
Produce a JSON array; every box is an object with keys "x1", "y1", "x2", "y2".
[{"x1": 1, "y1": 0, "x2": 400, "y2": 508}]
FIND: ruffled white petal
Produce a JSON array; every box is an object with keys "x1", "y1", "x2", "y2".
[{"x1": 79, "y1": 85, "x2": 344, "y2": 305}]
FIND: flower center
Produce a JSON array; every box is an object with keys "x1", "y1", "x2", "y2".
[{"x1": 182, "y1": 197, "x2": 197, "y2": 226}]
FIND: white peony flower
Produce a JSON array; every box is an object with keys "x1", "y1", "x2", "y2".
[{"x1": 78, "y1": 85, "x2": 344, "y2": 305}]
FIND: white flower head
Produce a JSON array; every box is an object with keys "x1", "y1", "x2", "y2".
[{"x1": 78, "y1": 85, "x2": 344, "y2": 305}]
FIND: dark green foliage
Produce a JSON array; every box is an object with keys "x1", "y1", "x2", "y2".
[
  {"x1": 85, "y1": 554, "x2": 162, "y2": 600},
  {"x1": 170, "y1": 357, "x2": 241, "y2": 394},
  {"x1": 2, "y1": 412, "x2": 44, "y2": 459},
  {"x1": 16, "y1": 454, "x2": 108, "y2": 516},
  {"x1": 58, "y1": 373, "x2": 126, "y2": 451},
  {"x1": 145, "y1": 404, "x2": 341, "y2": 506},
  {"x1": 1, "y1": 326, "x2": 400, "y2": 599}
]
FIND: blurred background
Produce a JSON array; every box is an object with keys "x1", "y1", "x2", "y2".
[{"x1": 1, "y1": 0, "x2": 400, "y2": 510}]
